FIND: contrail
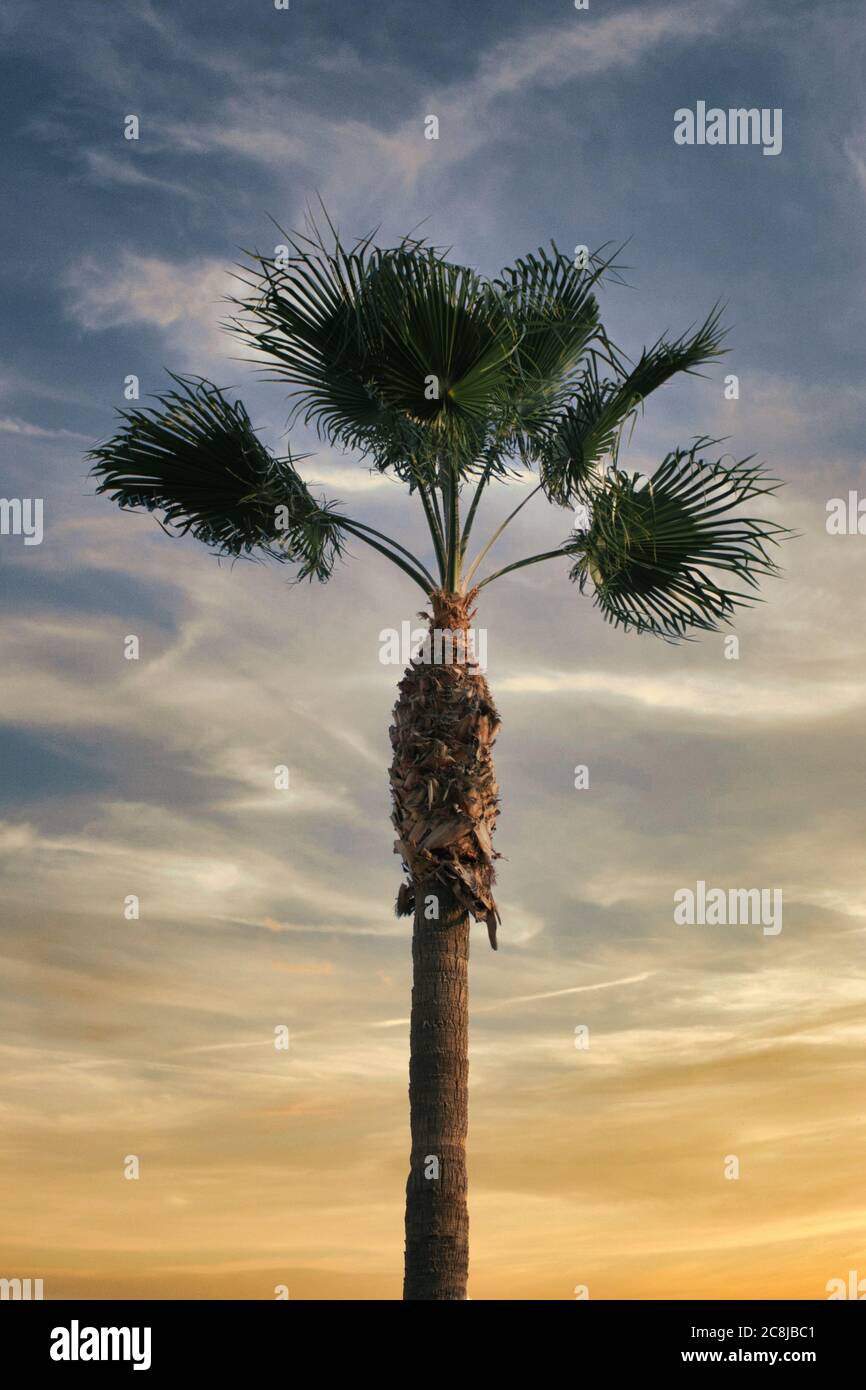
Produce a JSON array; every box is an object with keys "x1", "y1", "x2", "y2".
[{"x1": 370, "y1": 971, "x2": 654, "y2": 1027}]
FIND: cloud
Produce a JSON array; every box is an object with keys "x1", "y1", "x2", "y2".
[
  {"x1": 0, "y1": 416, "x2": 89, "y2": 441},
  {"x1": 65, "y1": 253, "x2": 226, "y2": 331},
  {"x1": 471, "y1": 1, "x2": 736, "y2": 96},
  {"x1": 82, "y1": 150, "x2": 195, "y2": 198},
  {"x1": 134, "y1": 0, "x2": 744, "y2": 221},
  {"x1": 151, "y1": 114, "x2": 306, "y2": 168},
  {"x1": 64, "y1": 253, "x2": 241, "y2": 363},
  {"x1": 498, "y1": 666, "x2": 866, "y2": 723}
]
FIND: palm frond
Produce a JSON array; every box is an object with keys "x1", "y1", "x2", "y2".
[
  {"x1": 230, "y1": 226, "x2": 519, "y2": 472},
  {"x1": 613, "y1": 302, "x2": 728, "y2": 403},
  {"x1": 567, "y1": 441, "x2": 791, "y2": 640},
  {"x1": 538, "y1": 356, "x2": 632, "y2": 503},
  {"x1": 88, "y1": 375, "x2": 345, "y2": 581},
  {"x1": 229, "y1": 227, "x2": 392, "y2": 451},
  {"x1": 492, "y1": 242, "x2": 619, "y2": 439},
  {"x1": 380, "y1": 251, "x2": 519, "y2": 428},
  {"x1": 538, "y1": 306, "x2": 728, "y2": 504}
]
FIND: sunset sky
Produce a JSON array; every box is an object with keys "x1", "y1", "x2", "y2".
[{"x1": 1, "y1": 0, "x2": 865, "y2": 1300}]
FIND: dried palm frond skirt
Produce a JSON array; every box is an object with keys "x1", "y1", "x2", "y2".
[{"x1": 389, "y1": 589, "x2": 501, "y2": 949}]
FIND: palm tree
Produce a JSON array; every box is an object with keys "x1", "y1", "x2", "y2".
[{"x1": 89, "y1": 216, "x2": 789, "y2": 1301}]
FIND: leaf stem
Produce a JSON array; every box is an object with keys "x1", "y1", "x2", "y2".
[
  {"x1": 463, "y1": 483, "x2": 544, "y2": 589},
  {"x1": 444, "y1": 465, "x2": 461, "y2": 591},
  {"x1": 476, "y1": 544, "x2": 571, "y2": 591},
  {"x1": 417, "y1": 483, "x2": 447, "y2": 582},
  {"x1": 341, "y1": 519, "x2": 434, "y2": 591}
]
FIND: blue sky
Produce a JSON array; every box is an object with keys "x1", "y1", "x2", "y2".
[{"x1": 1, "y1": 0, "x2": 866, "y2": 1299}]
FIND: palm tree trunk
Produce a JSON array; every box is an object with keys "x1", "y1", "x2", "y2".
[
  {"x1": 389, "y1": 589, "x2": 501, "y2": 1300},
  {"x1": 403, "y1": 880, "x2": 470, "y2": 1299}
]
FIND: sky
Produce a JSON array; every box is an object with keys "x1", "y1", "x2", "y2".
[{"x1": 1, "y1": 0, "x2": 865, "y2": 1301}]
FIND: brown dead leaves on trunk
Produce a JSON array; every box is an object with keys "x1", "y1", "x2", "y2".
[{"x1": 389, "y1": 589, "x2": 501, "y2": 948}]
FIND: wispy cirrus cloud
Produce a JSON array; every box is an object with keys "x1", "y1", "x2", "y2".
[
  {"x1": 82, "y1": 149, "x2": 196, "y2": 198},
  {"x1": 63, "y1": 253, "x2": 239, "y2": 363},
  {"x1": 0, "y1": 415, "x2": 89, "y2": 441},
  {"x1": 64, "y1": 253, "x2": 227, "y2": 331}
]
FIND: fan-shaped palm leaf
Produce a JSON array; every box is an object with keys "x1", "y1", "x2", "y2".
[
  {"x1": 87, "y1": 375, "x2": 346, "y2": 581},
  {"x1": 493, "y1": 242, "x2": 616, "y2": 439},
  {"x1": 568, "y1": 441, "x2": 788, "y2": 639},
  {"x1": 231, "y1": 227, "x2": 518, "y2": 471}
]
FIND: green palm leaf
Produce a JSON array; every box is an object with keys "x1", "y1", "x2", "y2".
[
  {"x1": 493, "y1": 242, "x2": 615, "y2": 439},
  {"x1": 539, "y1": 306, "x2": 727, "y2": 504},
  {"x1": 568, "y1": 441, "x2": 789, "y2": 639},
  {"x1": 88, "y1": 375, "x2": 346, "y2": 582},
  {"x1": 231, "y1": 224, "x2": 518, "y2": 472},
  {"x1": 230, "y1": 227, "x2": 392, "y2": 451},
  {"x1": 363, "y1": 249, "x2": 518, "y2": 431}
]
